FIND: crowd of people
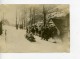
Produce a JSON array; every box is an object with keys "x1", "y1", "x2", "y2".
[{"x1": 25, "y1": 24, "x2": 58, "y2": 42}]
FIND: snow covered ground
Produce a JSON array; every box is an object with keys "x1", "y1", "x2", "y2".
[{"x1": 0, "y1": 25, "x2": 70, "y2": 53}]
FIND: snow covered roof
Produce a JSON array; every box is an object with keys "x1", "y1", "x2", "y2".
[{"x1": 47, "y1": 5, "x2": 69, "y2": 18}]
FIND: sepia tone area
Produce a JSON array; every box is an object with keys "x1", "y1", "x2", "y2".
[{"x1": 0, "y1": 4, "x2": 70, "y2": 53}]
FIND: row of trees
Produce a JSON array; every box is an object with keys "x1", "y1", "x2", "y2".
[
  {"x1": 15, "y1": 5, "x2": 48, "y2": 29},
  {"x1": 15, "y1": 5, "x2": 70, "y2": 40}
]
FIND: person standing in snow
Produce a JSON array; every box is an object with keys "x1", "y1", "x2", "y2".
[
  {"x1": 38, "y1": 25, "x2": 42, "y2": 37},
  {"x1": 53, "y1": 26, "x2": 58, "y2": 39},
  {"x1": 5, "y1": 29, "x2": 7, "y2": 42}
]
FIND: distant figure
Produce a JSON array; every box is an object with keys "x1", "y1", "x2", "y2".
[
  {"x1": 38, "y1": 25, "x2": 41, "y2": 37},
  {"x1": 5, "y1": 29, "x2": 7, "y2": 41},
  {"x1": 31, "y1": 26, "x2": 35, "y2": 35},
  {"x1": 41, "y1": 26, "x2": 45, "y2": 40},
  {"x1": 16, "y1": 24, "x2": 18, "y2": 29},
  {"x1": 41, "y1": 26, "x2": 50, "y2": 41},
  {"x1": 49, "y1": 25, "x2": 53, "y2": 38},
  {"x1": 53, "y1": 26, "x2": 58, "y2": 38},
  {"x1": 44, "y1": 26, "x2": 50, "y2": 41},
  {"x1": 35, "y1": 26, "x2": 38, "y2": 35},
  {"x1": 20, "y1": 24, "x2": 23, "y2": 29},
  {"x1": 5, "y1": 29, "x2": 7, "y2": 36}
]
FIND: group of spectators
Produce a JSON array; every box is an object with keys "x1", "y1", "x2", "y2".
[{"x1": 25, "y1": 24, "x2": 58, "y2": 42}]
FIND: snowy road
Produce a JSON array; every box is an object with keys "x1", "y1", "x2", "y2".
[{"x1": 0, "y1": 25, "x2": 69, "y2": 53}]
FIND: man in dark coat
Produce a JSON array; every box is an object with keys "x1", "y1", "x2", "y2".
[
  {"x1": 41, "y1": 26, "x2": 50, "y2": 41},
  {"x1": 38, "y1": 25, "x2": 42, "y2": 37},
  {"x1": 44, "y1": 26, "x2": 50, "y2": 41},
  {"x1": 35, "y1": 26, "x2": 38, "y2": 35},
  {"x1": 41, "y1": 26, "x2": 45, "y2": 40},
  {"x1": 31, "y1": 26, "x2": 35, "y2": 35},
  {"x1": 49, "y1": 25, "x2": 54, "y2": 38},
  {"x1": 53, "y1": 26, "x2": 58, "y2": 38}
]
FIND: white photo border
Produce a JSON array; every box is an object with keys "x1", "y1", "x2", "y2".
[{"x1": 0, "y1": 0, "x2": 80, "y2": 59}]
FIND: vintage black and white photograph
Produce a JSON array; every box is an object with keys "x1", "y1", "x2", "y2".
[{"x1": 0, "y1": 4, "x2": 70, "y2": 53}]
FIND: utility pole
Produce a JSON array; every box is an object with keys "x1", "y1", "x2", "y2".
[
  {"x1": 43, "y1": 5, "x2": 46, "y2": 27},
  {"x1": 30, "y1": 7, "x2": 32, "y2": 26},
  {"x1": 33, "y1": 7, "x2": 35, "y2": 24}
]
